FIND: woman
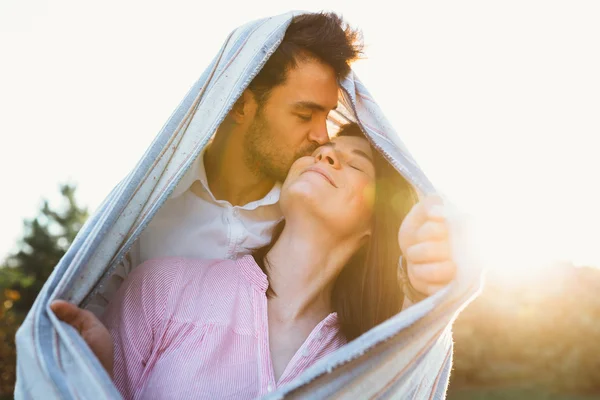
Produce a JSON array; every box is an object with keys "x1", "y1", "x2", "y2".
[{"x1": 52, "y1": 123, "x2": 447, "y2": 399}]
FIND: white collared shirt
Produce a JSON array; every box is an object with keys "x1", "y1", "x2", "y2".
[
  {"x1": 88, "y1": 151, "x2": 283, "y2": 315},
  {"x1": 137, "y1": 151, "x2": 283, "y2": 263}
]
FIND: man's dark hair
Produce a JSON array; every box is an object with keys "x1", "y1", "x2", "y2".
[{"x1": 248, "y1": 12, "x2": 363, "y2": 105}]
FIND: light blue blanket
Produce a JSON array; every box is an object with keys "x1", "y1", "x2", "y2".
[{"x1": 15, "y1": 11, "x2": 482, "y2": 399}]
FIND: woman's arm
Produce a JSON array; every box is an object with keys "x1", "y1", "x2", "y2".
[
  {"x1": 53, "y1": 260, "x2": 180, "y2": 399},
  {"x1": 100, "y1": 260, "x2": 179, "y2": 399},
  {"x1": 399, "y1": 196, "x2": 457, "y2": 299},
  {"x1": 51, "y1": 300, "x2": 114, "y2": 375}
]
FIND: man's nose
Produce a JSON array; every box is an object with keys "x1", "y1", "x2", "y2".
[{"x1": 308, "y1": 121, "x2": 330, "y2": 146}]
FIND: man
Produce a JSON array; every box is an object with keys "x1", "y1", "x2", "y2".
[{"x1": 89, "y1": 12, "x2": 454, "y2": 314}]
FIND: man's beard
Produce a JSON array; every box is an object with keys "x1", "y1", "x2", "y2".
[{"x1": 243, "y1": 111, "x2": 318, "y2": 182}]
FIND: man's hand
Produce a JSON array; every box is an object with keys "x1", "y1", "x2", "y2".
[
  {"x1": 399, "y1": 196, "x2": 457, "y2": 297},
  {"x1": 50, "y1": 300, "x2": 114, "y2": 377}
]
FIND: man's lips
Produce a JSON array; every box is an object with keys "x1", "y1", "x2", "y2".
[{"x1": 303, "y1": 167, "x2": 337, "y2": 187}]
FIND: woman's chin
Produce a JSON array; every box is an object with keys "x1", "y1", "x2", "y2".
[
  {"x1": 289, "y1": 173, "x2": 334, "y2": 194},
  {"x1": 284, "y1": 180, "x2": 321, "y2": 203},
  {"x1": 281, "y1": 180, "x2": 331, "y2": 218}
]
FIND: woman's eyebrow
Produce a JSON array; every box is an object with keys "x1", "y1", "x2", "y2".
[{"x1": 352, "y1": 149, "x2": 373, "y2": 162}]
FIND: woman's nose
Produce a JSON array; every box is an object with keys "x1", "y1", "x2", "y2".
[{"x1": 315, "y1": 146, "x2": 340, "y2": 168}]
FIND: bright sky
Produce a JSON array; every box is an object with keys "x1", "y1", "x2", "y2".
[{"x1": 1, "y1": 0, "x2": 599, "y2": 274}]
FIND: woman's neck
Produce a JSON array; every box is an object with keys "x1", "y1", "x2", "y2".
[{"x1": 264, "y1": 217, "x2": 361, "y2": 326}]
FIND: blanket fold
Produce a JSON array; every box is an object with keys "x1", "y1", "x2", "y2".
[{"x1": 15, "y1": 11, "x2": 481, "y2": 400}]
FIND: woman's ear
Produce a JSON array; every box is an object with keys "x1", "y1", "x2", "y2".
[
  {"x1": 231, "y1": 90, "x2": 258, "y2": 124},
  {"x1": 359, "y1": 229, "x2": 372, "y2": 247}
]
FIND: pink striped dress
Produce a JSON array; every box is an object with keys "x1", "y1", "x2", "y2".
[{"x1": 101, "y1": 255, "x2": 346, "y2": 400}]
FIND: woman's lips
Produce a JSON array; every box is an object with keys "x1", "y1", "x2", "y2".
[{"x1": 303, "y1": 167, "x2": 337, "y2": 187}]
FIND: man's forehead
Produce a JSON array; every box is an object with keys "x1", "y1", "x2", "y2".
[{"x1": 278, "y1": 60, "x2": 339, "y2": 110}]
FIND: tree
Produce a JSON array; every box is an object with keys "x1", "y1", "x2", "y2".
[{"x1": 0, "y1": 184, "x2": 88, "y2": 397}]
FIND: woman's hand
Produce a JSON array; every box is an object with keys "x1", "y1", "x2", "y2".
[
  {"x1": 50, "y1": 300, "x2": 114, "y2": 377},
  {"x1": 399, "y1": 196, "x2": 457, "y2": 297}
]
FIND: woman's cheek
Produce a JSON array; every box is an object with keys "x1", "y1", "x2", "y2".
[
  {"x1": 350, "y1": 180, "x2": 375, "y2": 216},
  {"x1": 362, "y1": 181, "x2": 376, "y2": 210}
]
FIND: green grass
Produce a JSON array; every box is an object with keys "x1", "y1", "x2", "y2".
[{"x1": 447, "y1": 387, "x2": 598, "y2": 400}]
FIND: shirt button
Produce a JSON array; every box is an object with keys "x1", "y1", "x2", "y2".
[
  {"x1": 233, "y1": 209, "x2": 240, "y2": 217},
  {"x1": 302, "y1": 347, "x2": 310, "y2": 357},
  {"x1": 267, "y1": 384, "x2": 273, "y2": 392}
]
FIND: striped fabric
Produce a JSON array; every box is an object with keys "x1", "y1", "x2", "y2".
[
  {"x1": 14, "y1": 11, "x2": 482, "y2": 400},
  {"x1": 102, "y1": 256, "x2": 346, "y2": 399}
]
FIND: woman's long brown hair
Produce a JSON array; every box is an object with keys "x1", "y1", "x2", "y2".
[{"x1": 253, "y1": 122, "x2": 418, "y2": 341}]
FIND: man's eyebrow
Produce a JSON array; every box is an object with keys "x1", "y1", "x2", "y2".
[{"x1": 293, "y1": 101, "x2": 338, "y2": 112}]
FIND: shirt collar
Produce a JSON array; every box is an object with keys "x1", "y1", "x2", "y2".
[
  {"x1": 170, "y1": 149, "x2": 282, "y2": 210},
  {"x1": 236, "y1": 255, "x2": 339, "y2": 327},
  {"x1": 237, "y1": 255, "x2": 269, "y2": 292},
  {"x1": 322, "y1": 312, "x2": 339, "y2": 328},
  {"x1": 169, "y1": 150, "x2": 206, "y2": 200}
]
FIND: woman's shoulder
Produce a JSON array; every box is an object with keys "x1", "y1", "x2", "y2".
[
  {"x1": 136, "y1": 256, "x2": 259, "y2": 326},
  {"x1": 132, "y1": 256, "x2": 255, "y2": 292},
  {"x1": 133, "y1": 257, "x2": 238, "y2": 285}
]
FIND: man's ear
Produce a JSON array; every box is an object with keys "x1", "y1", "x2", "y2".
[{"x1": 231, "y1": 90, "x2": 258, "y2": 124}]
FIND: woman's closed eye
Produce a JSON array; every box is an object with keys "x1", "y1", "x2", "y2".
[
  {"x1": 347, "y1": 159, "x2": 375, "y2": 177},
  {"x1": 348, "y1": 159, "x2": 371, "y2": 173},
  {"x1": 297, "y1": 113, "x2": 312, "y2": 122}
]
